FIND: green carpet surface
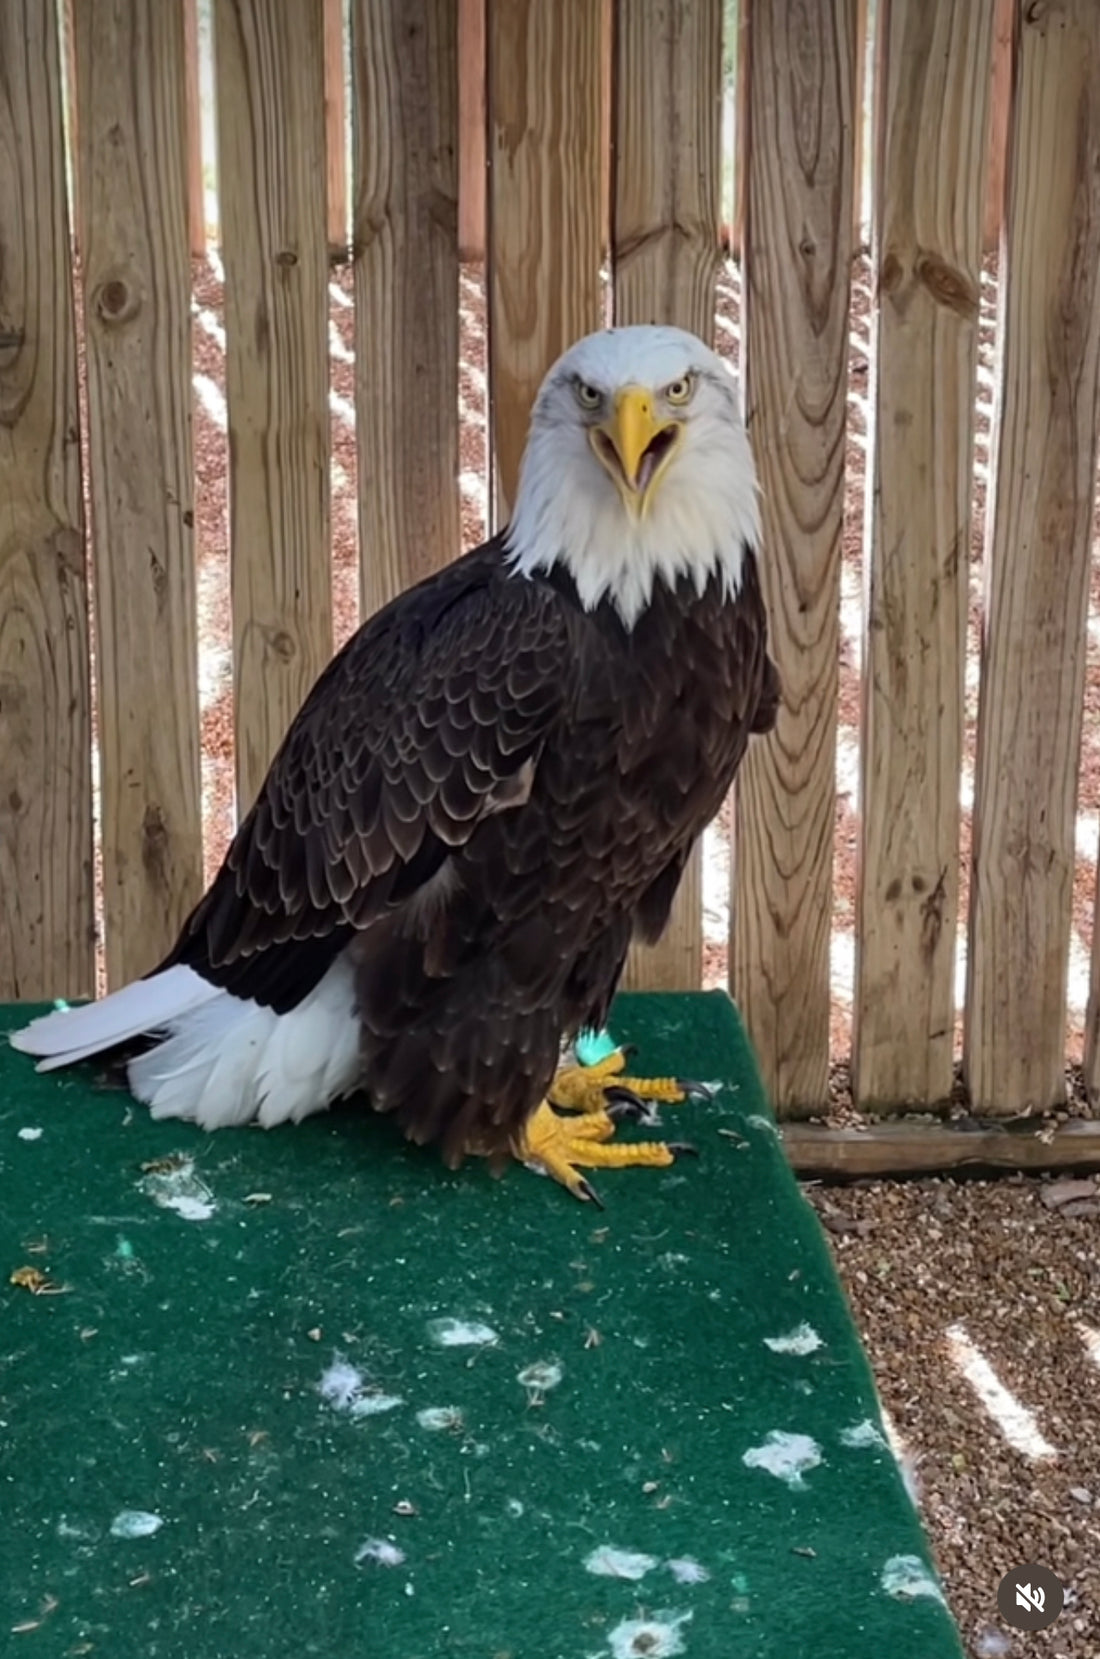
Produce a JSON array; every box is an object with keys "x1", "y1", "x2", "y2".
[{"x1": 0, "y1": 991, "x2": 962, "y2": 1659}]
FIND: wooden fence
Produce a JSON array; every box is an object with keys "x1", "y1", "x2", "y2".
[{"x1": 3, "y1": 0, "x2": 1100, "y2": 1122}]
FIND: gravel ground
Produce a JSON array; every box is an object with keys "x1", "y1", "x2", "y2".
[{"x1": 808, "y1": 1174, "x2": 1100, "y2": 1657}]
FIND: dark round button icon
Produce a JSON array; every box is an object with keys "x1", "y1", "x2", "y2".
[{"x1": 996, "y1": 1562, "x2": 1063, "y2": 1631}]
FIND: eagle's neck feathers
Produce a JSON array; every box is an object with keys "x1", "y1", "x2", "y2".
[{"x1": 503, "y1": 400, "x2": 761, "y2": 630}]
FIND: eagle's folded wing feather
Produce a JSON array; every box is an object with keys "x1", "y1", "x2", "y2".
[{"x1": 166, "y1": 569, "x2": 574, "y2": 991}]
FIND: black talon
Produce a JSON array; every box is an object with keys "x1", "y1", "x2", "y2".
[
  {"x1": 677, "y1": 1079, "x2": 717, "y2": 1101},
  {"x1": 577, "y1": 1176, "x2": 605, "y2": 1209},
  {"x1": 667, "y1": 1141, "x2": 699, "y2": 1158},
  {"x1": 604, "y1": 1085, "x2": 647, "y2": 1119}
]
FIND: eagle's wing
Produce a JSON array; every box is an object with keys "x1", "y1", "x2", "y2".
[{"x1": 167, "y1": 564, "x2": 573, "y2": 1002}]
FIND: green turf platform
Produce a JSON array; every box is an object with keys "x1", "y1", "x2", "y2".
[{"x1": 0, "y1": 992, "x2": 962, "y2": 1658}]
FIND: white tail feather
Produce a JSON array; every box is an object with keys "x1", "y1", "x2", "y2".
[
  {"x1": 8, "y1": 967, "x2": 220, "y2": 1070},
  {"x1": 128, "y1": 952, "x2": 361, "y2": 1130}
]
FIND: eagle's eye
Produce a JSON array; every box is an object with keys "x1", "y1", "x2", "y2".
[
  {"x1": 574, "y1": 380, "x2": 603, "y2": 412},
  {"x1": 664, "y1": 374, "x2": 695, "y2": 407}
]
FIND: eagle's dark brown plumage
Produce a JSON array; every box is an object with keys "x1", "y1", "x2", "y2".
[
  {"x1": 158, "y1": 536, "x2": 778, "y2": 1163},
  {"x1": 12, "y1": 323, "x2": 778, "y2": 1199}
]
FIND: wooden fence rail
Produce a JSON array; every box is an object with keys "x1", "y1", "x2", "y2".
[
  {"x1": 853, "y1": 0, "x2": 994, "y2": 1109},
  {"x1": 3, "y1": 0, "x2": 1100, "y2": 1123}
]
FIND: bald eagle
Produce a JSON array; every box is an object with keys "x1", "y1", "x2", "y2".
[{"x1": 12, "y1": 325, "x2": 778, "y2": 1202}]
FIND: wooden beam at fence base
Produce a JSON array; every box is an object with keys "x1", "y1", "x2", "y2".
[
  {"x1": 486, "y1": 0, "x2": 603, "y2": 525},
  {"x1": 732, "y1": 0, "x2": 857, "y2": 1118},
  {"x1": 966, "y1": 1, "x2": 1100, "y2": 1116},
  {"x1": 611, "y1": 0, "x2": 723, "y2": 992},
  {"x1": 852, "y1": 0, "x2": 994, "y2": 1111},
  {"x1": 74, "y1": 0, "x2": 203, "y2": 987},
  {"x1": 1086, "y1": 886, "x2": 1100, "y2": 1106},
  {"x1": 214, "y1": 0, "x2": 333, "y2": 812},
  {"x1": 0, "y1": 0, "x2": 94, "y2": 1001},
  {"x1": 352, "y1": 0, "x2": 460, "y2": 617},
  {"x1": 782, "y1": 1119, "x2": 1100, "y2": 1181}
]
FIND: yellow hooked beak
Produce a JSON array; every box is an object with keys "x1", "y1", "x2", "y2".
[{"x1": 590, "y1": 385, "x2": 683, "y2": 513}]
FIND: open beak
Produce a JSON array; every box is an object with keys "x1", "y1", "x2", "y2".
[{"x1": 590, "y1": 385, "x2": 682, "y2": 512}]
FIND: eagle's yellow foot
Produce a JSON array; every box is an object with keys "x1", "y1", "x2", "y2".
[
  {"x1": 549, "y1": 1046, "x2": 693, "y2": 1124},
  {"x1": 514, "y1": 1096, "x2": 696, "y2": 1207}
]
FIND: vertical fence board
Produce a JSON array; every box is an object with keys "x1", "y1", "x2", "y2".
[
  {"x1": 612, "y1": 0, "x2": 723, "y2": 992},
  {"x1": 968, "y1": 0, "x2": 1100, "y2": 1113},
  {"x1": 612, "y1": 0, "x2": 723, "y2": 331},
  {"x1": 851, "y1": 0, "x2": 868, "y2": 242},
  {"x1": 74, "y1": 0, "x2": 203, "y2": 986},
  {"x1": 984, "y1": 0, "x2": 1015, "y2": 253},
  {"x1": 599, "y1": 0, "x2": 612, "y2": 259},
  {"x1": 352, "y1": 0, "x2": 460, "y2": 618},
  {"x1": 732, "y1": 0, "x2": 856, "y2": 1116},
  {"x1": 486, "y1": 0, "x2": 603, "y2": 523},
  {"x1": 215, "y1": 0, "x2": 332, "y2": 811},
  {"x1": 458, "y1": 0, "x2": 487, "y2": 259},
  {"x1": 324, "y1": 0, "x2": 348, "y2": 253},
  {"x1": 731, "y1": 0, "x2": 750, "y2": 259},
  {"x1": 61, "y1": 0, "x2": 80, "y2": 250},
  {"x1": 183, "y1": 0, "x2": 205, "y2": 256},
  {"x1": 0, "y1": 0, "x2": 94, "y2": 999},
  {"x1": 852, "y1": 0, "x2": 994, "y2": 1109}
]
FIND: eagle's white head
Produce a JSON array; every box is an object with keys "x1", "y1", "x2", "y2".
[{"x1": 505, "y1": 324, "x2": 761, "y2": 628}]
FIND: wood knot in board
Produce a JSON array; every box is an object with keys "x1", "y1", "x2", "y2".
[
  {"x1": 50, "y1": 526, "x2": 85, "y2": 580},
  {"x1": 351, "y1": 209, "x2": 388, "y2": 254},
  {"x1": 879, "y1": 252, "x2": 904, "y2": 296},
  {"x1": 884, "y1": 871, "x2": 941, "y2": 943},
  {"x1": 270, "y1": 629, "x2": 297, "y2": 662},
  {"x1": 275, "y1": 249, "x2": 298, "y2": 268},
  {"x1": 916, "y1": 252, "x2": 978, "y2": 319},
  {"x1": 148, "y1": 547, "x2": 168, "y2": 607},
  {"x1": 427, "y1": 185, "x2": 458, "y2": 241},
  {"x1": 141, "y1": 803, "x2": 170, "y2": 882},
  {"x1": 920, "y1": 869, "x2": 948, "y2": 957},
  {"x1": 0, "y1": 671, "x2": 27, "y2": 717},
  {"x1": 94, "y1": 275, "x2": 141, "y2": 326},
  {"x1": 0, "y1": 325, "x2": 25, "y2": 353}
]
